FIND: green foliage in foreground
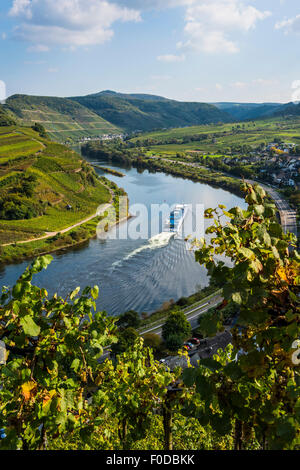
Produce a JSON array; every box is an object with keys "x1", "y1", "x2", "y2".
[
  {"x1": 0, "y1": 184, "x2": 299, "y2": 450},
  {"x1": 183, "y1": 183, "x2": 300, "y2": 449}
]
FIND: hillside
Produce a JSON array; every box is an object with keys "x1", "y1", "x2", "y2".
[
  {"x1": 70, "y1": 90, "x2": 232, "y2": 132},
  {"x1": 0, "y1": 105, "x2": 18, "y2": 126},
  {"x1": 126, "y1": 118, "x2": 300, "y2": 156},
  {"x1": 214, "y1": 102, "x2": 284, "y2": 121},
  {"x1": 5, "y1": 94, "x2": 120, "y2": 143},
  {"x1": 272, "y1": 101, "x2": 300, "y2": 118},
  {"x1": 0, "y1": 125, "x2": 111, "y2": 251}
]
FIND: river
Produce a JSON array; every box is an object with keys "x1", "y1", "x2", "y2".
[{"x1": 0, "y1": 153, "x2": 247, "y2": 316}]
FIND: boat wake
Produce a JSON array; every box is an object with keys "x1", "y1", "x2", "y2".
[{"x1": 111, "y1": 232, "x2": 175, "y2": 269}]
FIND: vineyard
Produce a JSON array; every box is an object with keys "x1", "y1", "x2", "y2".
[
  {"x1": 5, "y1": 95, "x2": 120, "y2": 143},
  {"x1": 0, "y1": 125, "x2": 112, "y2": 261}
]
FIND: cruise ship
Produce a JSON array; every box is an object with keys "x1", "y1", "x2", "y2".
[{"x1": 164, "y1": 204, "x2": 189, "y2": 235}]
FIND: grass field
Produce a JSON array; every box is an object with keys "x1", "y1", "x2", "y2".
[{"x1": 0, "y1": 125, "x2": 112, "y2": 249}]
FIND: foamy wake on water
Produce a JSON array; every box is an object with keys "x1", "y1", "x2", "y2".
[{"x1": 111, "y1": 232, "x2": 175, "y2": 269}]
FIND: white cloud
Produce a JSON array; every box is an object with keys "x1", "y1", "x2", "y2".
[
  {"x1": 157, "y1": 53, "x2": 185, "y2": 62},
  {"x1": 7, "y1": 0, "x2": 272, "y2": 56},
  {"x1": 179, "y1": 0, "x2": 271, "y2": 54},
  {"x1": 216, "y1": 83, "x2": 223, "y2": 91},
  {"x1": 9, "y1": 0, "x2": 32, "y2": 19},
  {"x1": 275, "y1": 15, "x2": 300, "y2": 34},
  {"x1": 114, "y1": 1, "x2": 193, "y2": 8},
  {"x1": 179, "y1": 28, "x2": 238, "y2": 54},
  {"x1": 232, "y1": 81, "x2": 247, "y2": 88},
  {"x1": 9, "y1": 0, "x2": 141, "y2": 49},
  {"x1": 0, "y1": 80, "x2": 7, "y2": 103},
  {"x1": 253, "y1": 78, "x2": 278, "y2": 86},
  {"x1": 27, "y1": 44, "x2": 50, "y2": 53}
]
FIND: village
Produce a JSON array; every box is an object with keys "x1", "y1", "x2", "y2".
[
  {"x1": 222, "y1": 141, "x2": 300, "y2": 188},
  {"x1": 76, "y1": 133, "x2": 126, "y2": 144}
]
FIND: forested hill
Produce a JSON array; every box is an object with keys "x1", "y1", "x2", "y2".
[
  {"x1": 70, "y1": 90, "x2": 232, "y2": 132},
  {"x1": 272, "y1": 101, "x2": 300, "y2": 118},
  {"x1": 213, "y1": 102, "x2": 284, "y2": 121},
  {"x1": 3, "y1": 91, "x2": 297, "y2": 140},
  {"x1": 0, "y1": 105, "x2": 17, "y2": 126},
  {"x1": 4, "y1": 94, "x2": 120, "y2": 142}
]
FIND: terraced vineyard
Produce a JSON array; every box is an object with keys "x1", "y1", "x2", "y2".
[
  {"x1": 0, "y1": 125, "x2": 111, "y2": 249},
  {"x1": 5, "y1": 95, "x2": 120, "y2": 143}
]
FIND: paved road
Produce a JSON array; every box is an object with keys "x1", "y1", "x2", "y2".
[
  {"x1": 246, "y1": 180, "x2": 298, "y2": 238},
  {"x1": 2, "y1": 203, "x2": 112, "y2": 246},
  {"x1": 2, "y1": 183, "x2": 115, "y2": 247},
  {"x1": 141, "y1": 295, "x2": 223, "y2": 337},
  {"x1": 100, "y1": 294, "x2": 223, "y2": 362}
]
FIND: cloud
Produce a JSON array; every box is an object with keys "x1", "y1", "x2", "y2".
[
  {"x1": 232, "y1": 81, "x2": 246, "y2": 88},
  {"x1": 9, "y1": 0, "x2": 141, "y2": 49},
  {"x1": 7, "y1": 0, "x2": 272, "y2": 55},
  {"x1": 275, "y1": 15, "x2": 300, "y2": 34},
  {"x1": 114, "y1": 1, "x2": 193, "y2": 8},
  {"x1": 0, "y1": 80, "x2": 6, "y2": 103},
  {"x1": 253, "y1": 78, "x2": 278, "y2": 86},
  {"x1": 179, "y1": 0, "x2": 271, "y2": 54},
  {"x1": 157, "y1": 53, "x2": 185, "y2": 62},
  {"x1": 27, "y1": 44, "x2": 50, "y2": 53}
]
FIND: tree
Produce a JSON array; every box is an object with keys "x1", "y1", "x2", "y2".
[
  {"x1": 111, "y1": 327, "x2": 139, "y2": 356},
  {"x1": 162, "y1": 310, "x2": 192, "y2": 351},
  {"x1": 31, "y1": 123, "x2": 47, "y2": 138},
  {"x1": 142, "y1": 333, "x2": 162, "y2": 353},
  {"x1": 182, "y1": 183, "x2": 300, "y2": 450},
  {"x1": 164, "y1": 332, "x2": 185, "y2": 352},
  {"x1": 117, "y1": 310, "x2": 141, "y2": 330}
]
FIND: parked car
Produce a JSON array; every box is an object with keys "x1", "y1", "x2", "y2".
[{"x1": 188, "y1": 337, "x2": 200, "y2": 345}]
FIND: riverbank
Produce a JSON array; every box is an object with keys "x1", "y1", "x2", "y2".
[
  {"x1": 0, "y1": 209, "x2": 132, "y2": 265},
  {"x1": 136, "y1": 157, "x2": 244, "y2": 198},
  {"x1": 81, "y1": 143, "x2": 244, "y2": 198},
  {"x1": 0, "y1": 177, "x2": 131, "y2": 265},
  {"x1": 92, "y1": 165, "x2": 125, "y2": 177}
]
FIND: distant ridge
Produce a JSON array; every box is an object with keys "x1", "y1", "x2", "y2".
[
  {"x1": 272, "y1": 101, "x2": 300, "y2": 118},
  {"x1": 70, "y1": 90, "x2": 232, "y2": 132},
  {"x1": 213, "y1": 102, "x2": 284, "y2": 120},
  {"x1": 0, "y1": 90, "x2": 295, "y2": 141}
]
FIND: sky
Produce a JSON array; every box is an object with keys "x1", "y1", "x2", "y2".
[{"x1": 0, "y1": 0, "x2": 300, "y2": 103}]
